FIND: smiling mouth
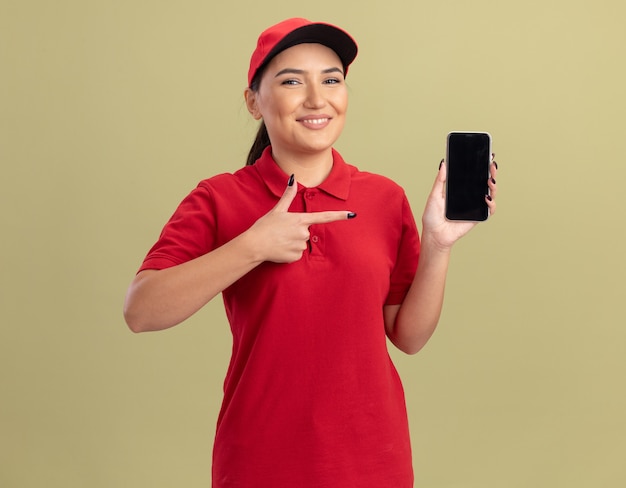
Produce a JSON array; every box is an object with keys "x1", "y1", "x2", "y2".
[
  {"x1": 299, "y1": 117, "x2": 329, "y2": 125},
  {"x1": 297, "y1": 117, "x2": 332, "y2": 130}
]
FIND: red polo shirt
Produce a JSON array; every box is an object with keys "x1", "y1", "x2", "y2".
[{"x1": 139, "y1": 147, "x2": 420, "y2": 488}]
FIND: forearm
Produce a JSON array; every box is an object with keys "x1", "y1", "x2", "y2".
[
  {"x1": 123, "y1": 231, "x2": 261, "y2": 333},
  {"x1": 386, "y1": 235, "x2": 451, "y2": 354}
]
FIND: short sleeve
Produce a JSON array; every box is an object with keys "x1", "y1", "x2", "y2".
[
  {"x1": 138, "y1": 183, "x2": 216, "y2": 272},
  {"x1": 385, "y1": 194, "x2": 420, "y2": 305}
]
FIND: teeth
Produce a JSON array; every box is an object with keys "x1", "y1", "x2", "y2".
[{"x1": 305, "y1": 118, "x2": 328, "y2": 125}]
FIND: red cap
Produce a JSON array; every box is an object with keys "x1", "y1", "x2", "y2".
[{"x1": 247, "y1": 18, "x2": 358, "y2": 87}]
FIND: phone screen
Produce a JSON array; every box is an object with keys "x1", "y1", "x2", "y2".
[{"x1": 445, "y1": 132, "x2": 491, "y2": 221}]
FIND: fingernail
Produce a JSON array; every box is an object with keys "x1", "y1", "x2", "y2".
[
  {"x1": 493, "y1": 161, "x2": 498, "y2": 170},
  {"x1": 486, "y1": 194, "x2": 493, "y2": 201},
  {"x1": 439, "y1": 159, "x2": 444, "y2": 169},
  {"x1": 491, "y1": 177, "x2": 496, "y2": 184},
  {"x1": 288, "y1": 174, "x2": 295, "y2": 187},
  {"x1": 347, "y1": 212, "x2": 357, "y2": 219}
]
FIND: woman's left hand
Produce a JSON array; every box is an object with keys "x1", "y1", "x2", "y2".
[{"x1": 421, "y1": 155, "x2": 498, "y2": 250}]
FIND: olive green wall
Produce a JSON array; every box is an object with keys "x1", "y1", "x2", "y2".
[{"x1": 2, "y1": 0, "x2": 625, "y2": 486}]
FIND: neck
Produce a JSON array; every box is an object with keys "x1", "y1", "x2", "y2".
[{"x1": 271, "y1": 148, "x2": 334, "y2": 188}]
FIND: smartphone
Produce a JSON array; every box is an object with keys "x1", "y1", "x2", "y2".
[{"x1": 445, "y1": 131, "x2": 492, "y2": 221}]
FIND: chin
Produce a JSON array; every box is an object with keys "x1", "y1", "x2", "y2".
[{"x1": 299, "y1": 135, "x2": 341, "y2": 153}]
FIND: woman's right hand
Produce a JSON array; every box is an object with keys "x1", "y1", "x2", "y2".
[{"x1": 245, "y1": 175, "x2": 355, "y2": 264}]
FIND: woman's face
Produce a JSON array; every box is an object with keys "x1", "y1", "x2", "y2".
[{"x1": 246, "y1": 43, "x2": 348, "y2": 159}]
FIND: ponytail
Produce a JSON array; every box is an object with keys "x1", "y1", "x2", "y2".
[
  {"x1": 245, "y1": 73, "x2": 271, "y2": 166},
  {"x1": 246, "y1": 121, "x2": 270, "y2": 166}
]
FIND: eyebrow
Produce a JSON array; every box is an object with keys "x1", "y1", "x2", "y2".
[{"x1": 274, "y1": 67, "x2": 345, "y2": 78}]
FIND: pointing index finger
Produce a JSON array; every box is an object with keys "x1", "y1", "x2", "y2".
[{"x1": 301, "y1": 211, "x2": 357, "y2": 225}]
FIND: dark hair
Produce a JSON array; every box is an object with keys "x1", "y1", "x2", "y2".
[
  {"x1": 246, "y1": 121, "x2": 270, "y2": 166},
  {"x1": 245, "y1": 75, "x2": 271, "y2": 166}
]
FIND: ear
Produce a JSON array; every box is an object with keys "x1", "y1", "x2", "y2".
[{"x1": 244, "y1": 88, "x2": 262, "y2": 120}]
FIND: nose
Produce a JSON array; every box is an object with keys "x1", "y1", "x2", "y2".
[{"x1": 303, "y1": 83, "x2": 325, "y2": 109}]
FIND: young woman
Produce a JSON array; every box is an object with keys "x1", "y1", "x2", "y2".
[{"x1": 124, "y1": 17, "x2": 498, "y2": 488}]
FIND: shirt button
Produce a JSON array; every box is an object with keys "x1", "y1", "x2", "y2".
[
  {"x1": 305, "y1": 191, "x2": 316, "y2": 199},
  {"x1": 311, "y1": 235, "x2": 319, "y2": 243}
]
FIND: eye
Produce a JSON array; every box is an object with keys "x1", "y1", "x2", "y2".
[
  {"x1": 323, "y1": 77, "x2": 342, "y2": 85},
  {"x1": 281, "y1": 78, "x2": 301, "y2": 86}
]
